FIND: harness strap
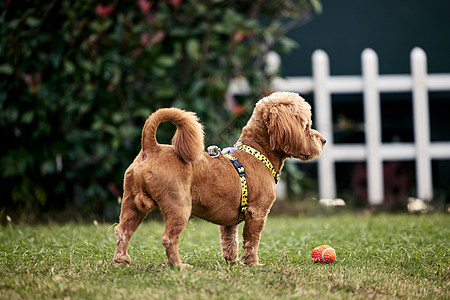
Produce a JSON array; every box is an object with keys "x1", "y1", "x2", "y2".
[
  {"x1": 223, "y1": 154, "x2": 248, "y2": 224},
  {"x1": 237, "y1": 144, "x2": 280, "y2": 183}
]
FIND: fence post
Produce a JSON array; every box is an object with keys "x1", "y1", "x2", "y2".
[
  {"x1": 362, "y1": 49, "x2": 384, "y2": 205},
  {"x1": 411, "y1": 47, "x2": 433, "y2": 201},
  {"x1": 312, "y1": 49, "x2": 336, "y2": 200}
]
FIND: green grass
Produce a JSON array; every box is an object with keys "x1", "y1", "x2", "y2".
[{"x1": 1, "y1": 213, "x2": 449, "y2": 299}]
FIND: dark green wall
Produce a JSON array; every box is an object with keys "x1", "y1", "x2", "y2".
[{"x1": 281, "y1": 0, "x2": 450, "y2": 76}]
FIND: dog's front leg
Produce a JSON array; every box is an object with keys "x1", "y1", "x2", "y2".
[
  {"x1": 220, "y1": 225, "x2": 239, "y2": 264},
  {"x1": 241, "y1": 208, "x2": 268, "y2": 266}
]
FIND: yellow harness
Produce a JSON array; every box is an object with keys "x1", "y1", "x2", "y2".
[
  {"x1": 236, "y1": 143, "x2": 280, "y2": 184},
  {"x1": 207, "y1": 142, "x2": 279, "y2": 224}
]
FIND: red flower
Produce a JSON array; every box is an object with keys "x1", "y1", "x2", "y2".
[
  {"x1": 232, "y1": 30, "x2": 255, "y2": 44},
  {"x1": 22, "y1": 73, "x2": 42, "y2": 94},
  {"x1": 225, "y1": 93, "x2": 246, "y2": 115},
  {"x1": 108, "y1": 183, "x2": 121, "y2": 198},
  {"x1": 233, "y1": 31, "x2": 245, "y2": 43},
  {"x1": 170, "y1": 0, "x2": 182, "y2": 7},
  {"x1": 233, "y1": 104, "x2": 246, "y2": 115},
  {"x1": 140, "y1": 32, "x2": 150, "y2": 46},
  {"x1": 96, "y1": 4, "x2": 113, "y2": 18},
  {"x1": 137, "y1": 0, "x2": 152, "y2": 14},
  {"x1": 149, "y1": 30, "x2": 165, "y2": 45},
  {"x1": 140, "y1": 31, "x2": 165, "y2": 46}
]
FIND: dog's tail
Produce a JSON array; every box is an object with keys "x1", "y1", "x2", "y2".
[{"x1": 141, "y1": 108, "x2": 204, "y2": 162}]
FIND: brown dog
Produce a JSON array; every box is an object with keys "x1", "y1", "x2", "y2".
[{"x1": 113, "y1": 92, "x2": 325, "y2": 268}]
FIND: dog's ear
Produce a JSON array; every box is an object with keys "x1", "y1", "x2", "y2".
[{"x1": 266, "y1": 104, "x2": 308, "y2": 155}]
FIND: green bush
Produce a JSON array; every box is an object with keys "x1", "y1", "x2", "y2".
[{"x1": 0, "y1": 0, "x2": 318, "y2": 221}]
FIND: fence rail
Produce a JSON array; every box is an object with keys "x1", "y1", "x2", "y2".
[
  {"x1": 278, "y1": 47, "x2": 450, "y2": 205},
  {"x1": 230, "y1": 47, "x2": 450, "y2": 205}
]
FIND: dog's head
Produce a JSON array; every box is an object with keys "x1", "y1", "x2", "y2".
[{"x1": 253, "y1": 92, "x2": 325, "y2": 161}]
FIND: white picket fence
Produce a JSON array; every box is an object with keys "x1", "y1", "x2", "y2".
[{"x1": 229, "y1": 47, "x2": 450, "y2": 205}]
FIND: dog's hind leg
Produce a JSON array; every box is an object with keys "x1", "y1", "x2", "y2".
[
  {"x1": 159, "y1": 194, "x2": 192, "y2": 268},
  {"x1": 220, "y1": 225, "x2": 239, "y2": 264},
  {"x1": 113, "y1": 190, "x2": 156, "y2": 265}
]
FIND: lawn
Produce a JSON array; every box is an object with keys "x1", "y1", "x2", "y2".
[{"x1": 0, "y1": 213, "x2": 449, "y2": 299}]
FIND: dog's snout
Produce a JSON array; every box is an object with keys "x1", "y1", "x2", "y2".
[{"x1": 321, "y1": 138, "x2": 326, "y2": 146}]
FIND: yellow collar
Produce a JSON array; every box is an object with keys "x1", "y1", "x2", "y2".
[{"x1": 236, "y1": 143, "x2": 280, "y2": 183}]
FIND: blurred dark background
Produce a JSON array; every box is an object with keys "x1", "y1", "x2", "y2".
[{"x1": 0, "y1": 0, "x2": 317, "y2": 222}]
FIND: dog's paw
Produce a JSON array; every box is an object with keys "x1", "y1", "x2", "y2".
[
  {"x1": 179, "y1": 263, "x2": 193, "y2": 269},
  {"x1": 112, "y1": 253, "x2": 131, "y2": 265},
  {"x1": 240, "y1": 256, "x2": 262, "y2": 266},
  {"x1": 241, "y1": 261, "x2": 263, "y2": 266},
  {"x1": 168, "y1": 262, "x2": 193, "y2": 269},
  {"x1": 224, "y1": 257, "x2": 239, "y2": 264}
]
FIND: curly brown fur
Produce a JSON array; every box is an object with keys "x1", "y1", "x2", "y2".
[{"x1": 113, "y1": 92, "x2": 325, "y2": 268}]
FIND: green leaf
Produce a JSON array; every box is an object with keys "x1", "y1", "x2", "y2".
[
  {"x1": 134, "y1": 108, "x2": 152, "y2": 119},
  {"x1": 8, "y1": 18, "x2": 21, "y2": 30},
  {"x1": 21, "y1": 111, "x2": 34, "y2": 124},
  {"x1": 186, "y1": 39, "x2": 201, "y2": 61},
  {"x1": 278, "y1": 37, "x2": 299, "y2": 53},
  {"x1": 310, "y1": 0, "x2": 323, "y2": 14},
  {"x1": 104, "y1": 125, "x2": 117, "y2": 136},
  {"x1": 172, "y1": 27, "x2": 189, "y2": 37},
  {"x1": 91, "y1": 120, "x2": 104, "y2": 131},
  {"x1": 111, "y1": 112, "x2": 123, "y2": 124},
  {"x1": 64, "y1": 61, "x2": 75, "y2": 75},
  {"x1": 188, "y1": 79, "x2": 206, "y2": 98},
  {"x1": 156, "y1": 56, "x2": 176, "y2": 68},
  {"x1": 79, "y1": 59, "x2": 93, "y2": 73},
  {"x1": 25, "y1": 17, "x2": 40, "y2": 27},
  {"x1": 155, "y1": 86, "x2": 176, "y2": 99},
  {"x1": 151, "y1": 66, "x2": 167, "y2": 77},
  {"x1": 0, "y1": 64, "x2": 13, "y2": 75},
  {"x1": 41, "y1": 160, "x2": 55, "y2": 175},
  {"x1": 212, "y1": 23, "x2": 228, "y2": 34}
]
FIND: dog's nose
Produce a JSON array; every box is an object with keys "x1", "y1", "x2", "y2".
[{"x1": 321, "y1": 138, "x2": 326, "y2": 146}]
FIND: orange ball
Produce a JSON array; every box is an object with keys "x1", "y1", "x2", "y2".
[{"x1": 311, "y1": 245, "x2": 336, "y2": 263}]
